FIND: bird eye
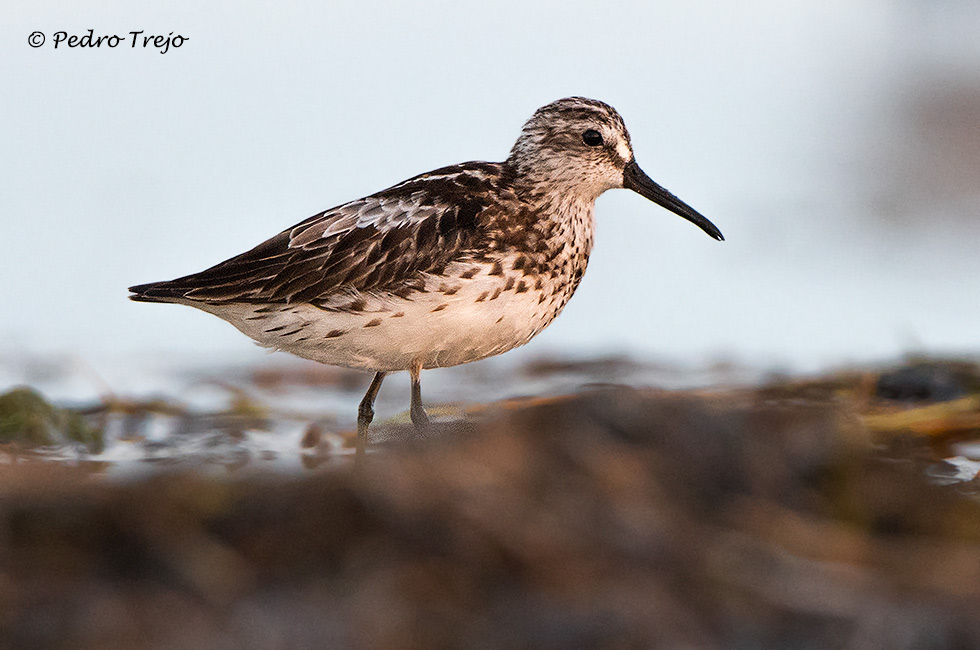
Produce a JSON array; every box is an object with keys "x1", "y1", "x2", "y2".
[{"x1": 582, "y1": 129, "x2": 604, "y2": 147}]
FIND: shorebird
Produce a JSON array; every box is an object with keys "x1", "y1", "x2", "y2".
[{"x1": 129, "y1": 97, "x2": 723, "y2": 457}]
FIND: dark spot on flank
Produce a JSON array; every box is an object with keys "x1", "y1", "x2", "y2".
[
  {"x1": 512, "y1": 256, "x2": 527, "y2": 272},
  {"x1": 515, "y1": 280, "x2": 528, "y2": 294},
  {"x1": 245, "y1": 314, "x2": 270, "y2": 321},
  {"x1": 534, "y1": 277, "x2": 543, "y2": 290},
  {"x1": 390, "y1": 311, "x2": 405, "y2": 318},
  {"x1": 440, "y1": 285, "x2": 460, "y2": 296},
  {"x1": 495, "y1": 316, "x2": 504, "y2": 324},
  {"x1": 264, "y1": 325, "x2": 287, "y2": 333},
  {"x1": 489, "y1": 287, "x2": 502, "y2": 300},
  {"x1": 431, "y1": 303, "x2": 448, "y2": 312},
  {"x1": 460, "y1": 267, "x2": 479, "y2": 280},
  {"x1": 538, "y1": 294, "x2": 547, "y2": 304},
  {"x1": 346, "y1": 299, "x2": 367, "y2": 312},
  {"x1": 325, "y1": 329, "x2": 347, "y2": 339},
  {"x1": 503, "y1": 277, "x2": 515, "y2": 291},
  {"x1": 394, "y1": 286, "x2": 415, "y2": 300},
  {"x1": 282, "y1": 327, "x2": 305, "y2": 336},
  {"x1": 475, "y1": 291, "x2": 488, "y2": 302},
  {"x1": 364, "y1": 318, "x2": 382, "y2": 328},
  {"x1": 489, "y1": 261, "x2": 504, "y2": 276}
]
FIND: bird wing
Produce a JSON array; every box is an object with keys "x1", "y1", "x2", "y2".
[{"x1": 129, "y1": 163, "x2": 505, "y2": 306}]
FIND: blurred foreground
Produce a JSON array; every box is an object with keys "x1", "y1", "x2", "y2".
[{"x1": 1, "y1": 358, "x2": 980, "y2": 649}]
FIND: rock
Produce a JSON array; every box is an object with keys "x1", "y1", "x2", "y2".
[{"x1": 0, "y1": 387, "x2": 103, "y2": 453}]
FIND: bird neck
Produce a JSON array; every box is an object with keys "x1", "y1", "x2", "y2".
[{"x1": 497, "y1": 158, "x2": 597, "y2": 273}]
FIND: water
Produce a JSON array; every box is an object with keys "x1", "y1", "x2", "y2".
[{"x1": 0, "y1": 348, "x2": 767, "y2": 473}]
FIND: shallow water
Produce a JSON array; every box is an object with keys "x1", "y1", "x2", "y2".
[
  {"x1": 0, "y1": 351, "x2": 767, "y2": 474},
  {"x1": 3, "y1": 352, "x2": 980, "y2": 492}
]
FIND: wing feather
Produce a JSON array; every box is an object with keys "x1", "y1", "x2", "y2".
[{"x1": 129, "y1": 163, "x2": 506, "y2": 306}]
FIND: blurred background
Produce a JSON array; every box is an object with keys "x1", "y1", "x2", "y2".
[
  {"x1": 2, "y1": 0, "x2": 979, "y2": 393},
  {"x1": 4, "y1": 6, "x2": 980, "y2": 646}
]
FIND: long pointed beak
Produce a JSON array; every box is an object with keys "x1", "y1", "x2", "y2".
[{"x1": 623, "y1": 160, "x2": 724, "y2": 241}]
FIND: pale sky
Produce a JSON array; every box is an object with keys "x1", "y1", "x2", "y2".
[{"x1": 3, "y1": 0, "x2": 979, "y2": 372}]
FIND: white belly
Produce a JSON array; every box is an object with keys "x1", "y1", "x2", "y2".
[{"x1": 193, "y1": 258, "x2": 578, "y2": 372}]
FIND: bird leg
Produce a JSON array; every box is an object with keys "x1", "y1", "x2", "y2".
[
  {"x1": 356, "y1": 371, "x2": 386, "y2": 463},
  {"x1": 409, "y1": 360, "x2": 430, "y2": 433}
]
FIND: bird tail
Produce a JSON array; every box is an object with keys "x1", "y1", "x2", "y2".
[{"x1": 127, "y1": 281, "x2": 187, "y2": 304}]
